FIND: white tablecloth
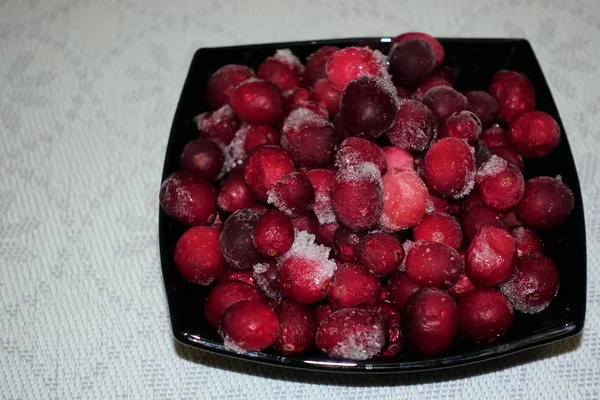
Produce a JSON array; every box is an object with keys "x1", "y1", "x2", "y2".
[{"x1": 1, "y1": 0, "x2": 599, "y2": 398}]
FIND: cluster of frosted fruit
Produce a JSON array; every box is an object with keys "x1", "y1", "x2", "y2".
[{"x1": 159, "y1": 32, "x2": 574, "y2": 360}]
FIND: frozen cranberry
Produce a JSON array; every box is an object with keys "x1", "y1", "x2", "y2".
[
  {"x1": 380, "y1": 167, "x2": 428, "y2": 231},
  {"x1": 462, "y1": 206, "x2": 505, "y2": 241},
  {"x1": 458, "y1": 289, "x2": 514, "y2": 343},
  {"x1": 424, "y1": 137, "x2": 476, "y2": 199},
  {"x1": 219, "y1": 267, "x2": 254, "y2": 285},
  {"x1": 179, "y1": 139, "x2": 224, "y2": 181},
  {"x1": 305, "y1": 168, "x2": 336, "y2": 225},
  {"x1": 204, "y1": 280, "x2": 267, "y2": 327},
  {"x1": 402, "y1": 288, "x2": 458, "y2": 356},
  {"x1": 291, "y1": 213, "x2": 318, "y2": 234},
  {"x1": 357, "y1": 232, "x2": 405, "y2": 277},
  {"x1": 332, "y1": 163, "x2": 383, "y2": 230},
  {"x1": 405, "y1": 241, "x2": 464, "y2": 288},
  {"x1": 413, "y1": 212, "x2": 462, "y2": 249},
  {"x1": 508, "y1": 110, "x2": 561, "y2": 158},
  {"x1": 160, "y1": 171, "x2": 217, "y2": 226},
  {"x1": 511, "y1": 227, "x2": 543, "y2": 257},
  {"x1": 219, "y1": 300, "x2": 279, "y2": 352},
  {"x1": 447, "y1": 274, "x2": 476, "y2": 299},
  {"x1": 288, "y1": 100, "x2": 329, "y2": 120},
  {"x1": 220, "y1": 209, "x2": 263, "y2": 269},
  {"x1": 196, "y1": 105, "x2": 241, "y2": 145},
  {"x1": 500, "y1": 253, "x2": 559, "y2": 314},
  {"x1": 281, "y1": 109, "x2": 336, "y2": 168},
  {"x1": 231, "y1": 79, "x2": 284, "y2": 126},
  {"x1": 427, "y1": 192, "x2": 449, "y2": 213},
  {"x1": 466, "y1": 226, "x2": 516, "y2": 287},
  {"x1": 489, "y1": 145, "x2": 525, "y2": 173},
  {"x1": 387, "y1": 99, "x2": 438, "y2": 151},
  {"x1": 476, "y1": 156, "x2": 525, "y2": 211},
  {"x1": 253, "y1": 261, "x2": 281, "y2": 300},
  {"x1": 284, "y1": 87, "x2": 310, "y2": 107},
  {"x1": 277, "y1": 231, "x2": 337, "y2": 304},
  {"x1": 389, "y1": 38, "x2": 436, "y2": 87},
  {"x1": 243, "y1": 125, "x2": 280, "y2": 152},
  {"x1": 465, "y1": 91, "x2": 499, "y2": 128},
  {"x1": 328, "y1": 263, "x2": 381, "y2": 308},
  {"x1": 332, "y1": 226, "x2": 363, "y2": 262},
  {"x1": 244, "y1": 145, "x2": 295, "y2": 202},
  {"x1": 253, "y1": 210, "x2": 294, "y2": 258},
  {"x1": 273, "y1": 299, "x2": 316, "y2": 355},
  {"x1": 315, "y1": 303, "x2": 337, "y2": 324},
  {"x1": 217, "y1": 174, "x2": 253, "y2": 213},
  {"x1": 422, "y1": 86, "x2": 469, "y2": 124},
  {"x1": 392, "y1": 32, "x2": 444, "y2": 68},
  {"x1": 315, "y1": 222, "x2": 338, "y2": 247},
  {"x1": 174, "y1": 226, "x2": 225, "y2": 285},
  {"x1": 480, "y1": 124, "x2": 508, "y2": 148},
  {"x1": 363, "y1": 302, "x2": 403, "y2": 357},
  {"x1": 430, "y1": 66, "x2": 456, "y2": 85},
  {"x1": 325, "y1": 46, "x2": 388, "y2": 91},
  {"x1": 257, "y1": 49, "x2": 304, "y2": 92},
  {"x1": 205, "y1": 64, "x2": 254, "y2": 110},
  {"x1": 439, "y1": 110, "x2": 482, "y2": 144},
  {"x1": 489, "y1": 70, "x2": 536, "y2": 122},
  {"x1": 387, "y1": 272, "x2": 420, "y2": 309},
  {"x1": 268, "y1": 172, "x2": 315, "y2": 217},
  {"x1": 310, "y1": 78, "x2": 341, "y2": 116},
  {"x1": 316, "y1": 308, "x2": 386, "y2": 360},
  {"x1": 516, "y1": 176, "x2": 574, "y2": 230},
  {"x1": 381, "y1": 146, "x2": 414, "y2": 172},
  {"x1": 305, "y1": 46, "x2": 339, "y2": 87},
  {"x1": 336, "y1": 137, "x2": 387, "y2": 173},
  {"x1": 411, "y1": 76, "x2": 451, "y2": 102}
]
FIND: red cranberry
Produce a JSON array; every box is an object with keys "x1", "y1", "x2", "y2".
[
  {"x1": 291, "y1": 213, "x2": 318, "y2": 234},
  {"x1": 328, "y1": 263, "x2": 381, "y2": 308},
  {"x1": 220, "y1": 209, "x2": 263, "y2": 269},
  {"x1": 466, "y1": 226, "x2": 516, "y2": 287},
  {"x1": 339, "y1": 76, "x2": 399, "y2": 140},
  {"x1": 160, "y1": 171, "x2": 217, "y2": 226},
  {"x1": 243, "y1": 125, "x2": 280, "y2": 152},
  {"x1": 195, "y1": 105, "x2": 241, "y2": 145},
  {"x1": 462, "y1": 206, "x2": 506, "y2": 241},
  {"x1": 508, "y1": 111, "x2": 561, "y2": 158},
  {"x1": 422, "y1": 86, "x2": 469, "y2": 123},
  {"x1": 315, "y1": 222, "x2": 338, "y2": 247},
  {"x1": 315, "y1": 303, "x2": 337, "y2": 324},
  {"x1": 204, "y1": 280, "x2": 266, "y2": 327},
  {"x1": 380, "y1": 167, "x2": 428, "y2": 231},
  {"x1": 310, "y1": 78, "x2": 341, "y2": 116},
  {"x1": 281, "y1": 109, "x2": 336, "y2": 168},
  {"x1": 515, "y1": 176, "x2": 574, "y2": 230},
  {"x1": 180, "y1": 139, "x2": 224, "y2": 181},
  {"x1": 219, "y1": 300, "x2": 279, "y2": 352},
  {"x1": 465, "y1": 91, "x2": 499, "y2": 128},
  {"x1": 219, "y1": 267, "x2": 254, "y2": 286},
  {"x1": 244, "y1": 145, "x2": 295, "y2": 202},
  {"x1": 488, "y1": 70, "x2": 536, "y2": 122},
  {"x1": 481, "y1": 124, "x2": 508, "y2": 148},
  {"x1": 316, "y1": 308, "x2": 386, "y2": 360},
  {"x1": 427, "y1": 192, "x2": 449, "y2": 213},
  {"x1": 388, "y1": 38, "x2": 436, "y2": 87},
  {"x1": 458, "y1": 289, "x2": 514, "y2": 343},
  {"x1": 411, "y1": 76, "x2": 451, "y2": 102},
  {"x1": 476, "y1": 155, "x2": 525, "y2": 211},
  {"x1": 387, "y1": 99, "x2": 438, "y2": 151},
  {"x1": 205, "y1": 64, "x2": 254, "y2": 110},
  {"x1": 511, "y1": 226, "x2": 543, "y2": 257},
  {"x1": 305, "y1": 168, "x2": 336, "y2": 225},
  {"x1": 438, "y1": 110, "x2": 482, "y2": 145},
  {"x1": 174, "y1": 226, "x2": 225, "y2": 285},
  {"x1": 413, "y1": 212, "x2": 462, "y2": 249},
  {"x1": 231, "y1": 79, "x2": 284, "y2": 126},
  {"x1": 424, "y1": 137, "x2": 476, "y2": 199},
  {"x1": 382, "y1": 146, "x2": 414, "y2": 171},
  {"x1": 325, "y1": 46, "x2": 388, "y2": 91},
  {"x1": 332, "y1": 163, "x2": 383, "y2": 230},
  {"x1": 253, "y1": 261, "x2": 281, "y2": 300},
  {"x1": 500, "y1": 253, "x2": 560, "y2": 314},
  {"x1": 217, "y1": 171, "x2": 255, "y2": 213},
  {"x1": 332, "y1": 226, "x2": 364, "y2": 262},
  {"x1": 336, "y1": 137, "x2": 387, "y2": 173},
  {"x1": 363, "y1": 302, "x2": 403, "y2": 357},
  {"x1": 405, "y1": 241, "x2": 464, "y2": 288},
  {"x1": 489, "y1": 145, "x2": 525, "y2": 173},
  {"x1": 284, "y1": 87, "x2": 310, "y2": 107},
  {"x1": 268, "y1": 172, "x2": 315, "y2": 217},
  {"x1": 288, "y1": 100, "x2": 329, "y2": 120},
  {"x1": 253, "y1": 210, "x2": 294, "y2": 258},
  {"x1": 387, "y1": 272, "x2": 420, "y2": 309},
  {"x1": 357, "y1": 232, "x2": 405, "y2": 277},
  {"x1": 257, "y1": 49, "x2": 304, "y2": 92},
  {"x1": 305, "y1": 46, "x2": 339, "y2": 87},
  {"x1": 273, "y1": 299, "x2": 317, "y2": 355},
  {"x1": 402, "y1": 288, "x2": 458, "y2": 356},
  {"x1": 392, "y1": 32, "x2": 444, "y2": 68},
  {"x1": 447, "y1": 274, "x2": 476, "y2": 299}
]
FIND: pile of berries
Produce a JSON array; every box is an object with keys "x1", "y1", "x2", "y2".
[{"x1": 160, "y1": 33, "x2": 574, "y2": 360}]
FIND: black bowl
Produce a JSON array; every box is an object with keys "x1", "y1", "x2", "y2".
[{"x1": 159, "y1": 37, "x2": 586, "y2": 373}]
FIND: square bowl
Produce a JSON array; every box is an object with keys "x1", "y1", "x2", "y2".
[{"x1": 159, "y1": 37, "x2": 586, "y2": 373}]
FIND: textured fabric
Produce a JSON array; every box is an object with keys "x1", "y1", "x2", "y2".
[{"x1": 1, "y1": 0, "x2": 599, "y2": 399}]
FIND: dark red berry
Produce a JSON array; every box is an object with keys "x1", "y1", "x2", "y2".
[
  {"x1": 253, "y1": 210, "x2": 294, "y2": 258},
  {"x1": 388, "y1": 38, "x2": 436, "y2": 87},
  {"x1": 160, "y1": 171, "x2": 217, "y2": 226},
  {"x1": 204, "y1": 280, "x2": 266, "y2": 327},
  {"x1": 413, "y1": 212, "x2": 462, "y2": 249},
  {"x1": 438, "y1": 110, "x2": 482, "y2": 145},
  {"x1": 488, "y1": 70, "x2": 536, "y2": 122},
  {"x1": 174, "y1": 226, "x2": 226, "y2": 285},
  {"x1": 328, "y1": 263, "x2": 381, "y2": 308},
  {"x1": 387, "y1": 99, "x2": 438, "y2": 151},
  {"x1": 515, "y1": 176, "x2": 574, "y2": 230},
  {"x1": 466, "y1": 226, "x2": 516, "y2": 287},
  {"x1": 180, "y1": 139, "x2": 224, "y2": 181},
  {"x1": 458, "y1": 289, "x2": 514, "y2": 343},
  {"x1": 244, "y1": 145, "x2": 295, "y2": 202},
  {"x1": 424, "y1": 137, "x2": 476, "y2": 199},
  {"x1": 508, "y1": 111, "x2": 561, "y2": 158},
  {"x1": 205, "y1": 64, "x2": 254, "y2": 110},
  {"x1": 335, "y1": 137, "x2": 387, "y2": 173},
  {"x1": 268, "y1": 172, "x2": 315, "y2": 217},
  {"x1": 405, "y1": 241, "x2": 464, "y2": 288},
  {"x1": 219, "y1": 300, "x2": 279, "y2": 352},
  {"x1": 220, "y1": 209, "x2": 263, "y2": 269},
  {"x1": 422, "y1": 86, "x2": 469, "y2": 124},
  {"x1": 196, "y1": 105, "x2": 241, "y2": 145},
  {"x1": 305, "y1": 46, "x2": 339, "y2": 87},
  {"x1": 465, "y1": 91, "x2": 499, "y2": 128},
  {"x1": 325, "y1": 47, "x2": 388, "y2": 91},
  {"x1": 231, "y1": 79, "x2": 284, "y2": 126},
  {"x1": 274, "y1": 299, "x2": 317, "y2": 355},
  {"x1": 357, "y1": 232, "x2": 405, "y2": 277}
]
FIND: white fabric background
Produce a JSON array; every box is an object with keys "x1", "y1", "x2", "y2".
[{"x1": 1, "y1": 0, "x2": 599, "y2": 399}]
